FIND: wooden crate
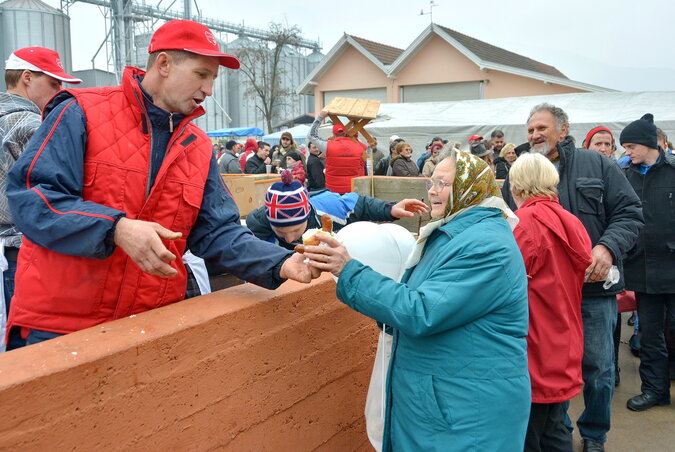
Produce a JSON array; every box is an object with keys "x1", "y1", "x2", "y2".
[
  {"x1": 221, "y1": 174, "x2": 281, "y2": 217},
  {"x1": 352, "y1": 176, "x2": 432, "y2": 235}
]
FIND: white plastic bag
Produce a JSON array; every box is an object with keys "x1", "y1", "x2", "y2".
[
  {"x1": 365, "y1": 328, "x2": 393, "y2": 452},
  {"x1": 603, "y1": 265, "x2": 620, "y2": 290}
]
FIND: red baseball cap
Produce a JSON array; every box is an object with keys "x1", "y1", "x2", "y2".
[
  {"x1": 333, "y1": 124, "x2": 345, "y2": 134},
  {"x1": 148, "y1": 20, "x2": 240, "y2": 69},
  {"x1": 5, "y1": 47, "x2": 82, "y2": 83},
  {"x1": 468, "y1": 134, "x2": 483, "y2": 142}
]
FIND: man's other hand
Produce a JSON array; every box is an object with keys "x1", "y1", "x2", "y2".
[
  {"x1": 390, "y1": 199, "x2": 429, "y2": 218},
  {"x1": 114, "y1": 217, "x2": 182, "y2": 278},
  {"x1": 280, "y1": 252, "x2": 321, "y2": 283}
]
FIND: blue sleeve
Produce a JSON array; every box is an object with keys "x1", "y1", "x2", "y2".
[
  {"x1": 187, "y1": 157, "x2": 293, "y2": 289},
  {"x1": 7, "y1": 97, "x2": 125, "y2": 258},
  {"x1": 336, "y1": 248, "x2": 518, "y2": 337},
  {"x1": 351, "y1": 195, "x2": 395, "y2": 222}
]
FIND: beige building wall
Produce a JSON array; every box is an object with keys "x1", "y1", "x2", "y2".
[
  {"x1": 484, "y1": 70, "x2": 586, "y2": 98},
  {"x1": 311, "y1": 33, "x2": 589, "y2": 109},
  {"x1": 391, "y1": 34, "x2": 486, "y2": 101},
  {"x1": 313, "y1": 46, "x2": 391, "y2": 112}
]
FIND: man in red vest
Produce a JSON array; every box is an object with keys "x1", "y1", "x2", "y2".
[
  {"x1": 5, "y1": 20, "x2": 315, "y2": 346},
  {"x1": 308, "y1": 108, "x2": 366, "y2": 194}
]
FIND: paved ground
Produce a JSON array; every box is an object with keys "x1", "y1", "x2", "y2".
[{"x1": 568, "y1": 313, "x2": 674, "y2": 451}]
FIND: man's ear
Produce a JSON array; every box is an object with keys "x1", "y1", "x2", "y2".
[
  {"x1": 559, "y1": 123, "x2": 570, "y2": 141},
  {"x1": 155, "y1": 52, "x2": 172, "y2": 78},
  {"x1": 21, "y1": 70, "x2": 33, "y2": 87}
]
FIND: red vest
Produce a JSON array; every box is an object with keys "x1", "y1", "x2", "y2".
[
  {"x1": 9, "y1": 67, "x2": 212, "y2": 334},
  {"x1": 324, "y1": 137, "x2": 365, "y2": 194}
]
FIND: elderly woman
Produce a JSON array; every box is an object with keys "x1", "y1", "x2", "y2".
[
  {"x1": 391, "y1": 141, "x2": 420, "y2": 177},
  {"x1": 304, "y1": 147, "x2": 531, "y2": 450},
  {"x1": 509, "y1": 153, "x2": 592, "y2": 452},
  {"x1": 494, "y1": 142, "x2": 517, "y2": 179}
]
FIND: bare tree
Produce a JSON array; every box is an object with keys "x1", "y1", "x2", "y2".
[{"x1": 237, "y1": 23, "x2": 301, "y2": 133}]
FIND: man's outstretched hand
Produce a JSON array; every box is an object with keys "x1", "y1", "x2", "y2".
[
  {"x1": 280, "y1": 252, "x2": 322, "y2": 283},
  {"x1": 114, "y1": 217, "x2": 182, "y2": 278},
  {"x1": 390, "y1": 199, "x2": 429, "y2": 218}
]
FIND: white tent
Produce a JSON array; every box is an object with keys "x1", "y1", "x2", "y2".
[
  {"x1": 315, "y1": 91, "x2": 675, "y2": 160},
  {"x1": 263, "y1": 124, "x2": 312, "y2": 147}
]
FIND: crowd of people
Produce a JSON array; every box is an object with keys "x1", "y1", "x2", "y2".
[{"x1": 1, "y1": 17, "x2": 673, "y2": 452}]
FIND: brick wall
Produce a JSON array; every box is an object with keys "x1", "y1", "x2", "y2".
[{"x1": 0, "y1": 275, "x2": 377, "y2": 451}]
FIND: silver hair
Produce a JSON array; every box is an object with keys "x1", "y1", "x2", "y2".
[
  {"x1": 437, "y1": 142, "x2": 459, "y2": 163},
  {"x1": 527, "y1": 103, "x2": 569, "y2": 131}
]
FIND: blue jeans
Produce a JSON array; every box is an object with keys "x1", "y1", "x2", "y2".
[
  {"x1": 576, "y1": 295, "x2": 617, "y2": 443},
  {"x1": 26, "y1": 329, "x2": 63, "y2": 346},
  {"x1": 4, "y1": 257, "x2": 26, "y2": 350}
]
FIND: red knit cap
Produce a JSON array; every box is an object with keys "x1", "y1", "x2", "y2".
[{"x1": 584, "y1": 127, "x2": 614, "y2": 148}]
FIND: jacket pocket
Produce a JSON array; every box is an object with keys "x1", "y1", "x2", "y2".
[
  {"x1": 418, "y1": 373, "x2": 454, "y2": 428},
  {"x1": 576, "y1": 177, "x2": 605, "y2": 215},
  {"x1": 177, "y1": 183, "x2": 204, "y2": 233},
  {"x1": 667, "y1": 241, "x2": 675, "y2": 254}
]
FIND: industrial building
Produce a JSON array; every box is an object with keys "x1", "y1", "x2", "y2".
[{"x1": 0, "y1": 0, "x2": 323, "y2": 133}]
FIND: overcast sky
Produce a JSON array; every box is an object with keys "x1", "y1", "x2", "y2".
[{"x1": 46, "y1": 0, "x2": 675, "y2": 92}]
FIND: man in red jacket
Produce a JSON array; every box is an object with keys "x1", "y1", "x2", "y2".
[
  {"x1": 6, "y1": 20, "x2": 314, "y2": 346},
  {"x1": 307, "y1": 108, "x2": 365, "y2": 194},
  {"x1": 509, "y1": 153, "x2": 592, "y2": 452}
]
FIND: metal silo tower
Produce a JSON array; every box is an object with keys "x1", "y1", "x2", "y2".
[{"x1": 0, "y1": 0, "x2": 75, "y2": 91}]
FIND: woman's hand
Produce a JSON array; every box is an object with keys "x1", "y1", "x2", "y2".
[
  {"x1": 390, "y1": 199, "x2": 429, "y2": 218},
  {"x1": 303, "y1": 233, "x2": 352, "y2": 277}
]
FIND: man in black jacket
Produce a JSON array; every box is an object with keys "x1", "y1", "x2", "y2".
[
  {"x1": 502, "y1": 103, "x2": 643, "y2": 452},
  {"x1": 620, "y1": 114, "x2": 675, "y2": 412},
  {"x1": 245, "y1": 141, "x2": 271, "y2": 174},
  {"x1": 306, "y1": 142, "x2": 325, "y2": 190}
]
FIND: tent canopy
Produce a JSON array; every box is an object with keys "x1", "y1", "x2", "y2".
[
  {"x1": 263, "y1": 124, "x2": 311, "y2": 147},
  {"x1": 206, "y1": 126, "x2": 264, "y2": 138},
  {"x1": 313, "y1": 91, "x2": 675, "y2": 160}
]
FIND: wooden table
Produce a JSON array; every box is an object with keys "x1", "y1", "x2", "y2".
[{"x1": 324, "y1": 97, "x2": 381, "y2": 146}]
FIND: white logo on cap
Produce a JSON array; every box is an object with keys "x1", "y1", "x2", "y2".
[
  {"x1": 56, "y1": 58, "x2": 63, "y2": 69},
  {"x1": 205, "y1": 31, "x2": 217, "y2": 47}
]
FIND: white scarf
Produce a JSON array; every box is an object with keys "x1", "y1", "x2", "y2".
[{"x1": 405, "y1": 196, "x2": 518, "y2": 269}]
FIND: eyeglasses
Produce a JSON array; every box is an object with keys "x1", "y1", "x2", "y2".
[{"x1": 425, "y1": 178, "x2": 453, "y2": 191}]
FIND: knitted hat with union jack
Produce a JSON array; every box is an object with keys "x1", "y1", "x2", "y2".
[{"x1": 265, "y1": 170, "x2": 310, "y2": 227}]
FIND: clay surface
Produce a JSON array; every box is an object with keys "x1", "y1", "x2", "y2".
[{"x1": 0, "y1": 274, "x2": 377, "y2": 450}]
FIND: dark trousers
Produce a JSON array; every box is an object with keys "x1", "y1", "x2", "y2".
[
  {"x1": 636, "y1": 292, "x2": 675, "y2": 398},
  {"x1": 613, "y1": 312, "x2": 621, "y2": 380},
  {"x1": 4, "y1": 254, "x2": 25, "y2": 350},
  {"x1": 525, "y1": 402, "x2": 573, "y2": 452}
]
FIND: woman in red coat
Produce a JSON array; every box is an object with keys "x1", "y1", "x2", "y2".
[{"x1": 509, "y1": 153, "x2": 593, "y2": 452}]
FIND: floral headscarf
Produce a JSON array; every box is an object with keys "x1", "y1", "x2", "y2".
[
  {"x1": 444, "y1": 150, "x2": 502, "y2": 218},
  {"x1": 405, "y1": 150, "x2": 518, "y2": 268}
]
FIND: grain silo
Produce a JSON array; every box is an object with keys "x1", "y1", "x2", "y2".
[{"x1": 0, "y1": 0, "x2": 75, "y2": 91}]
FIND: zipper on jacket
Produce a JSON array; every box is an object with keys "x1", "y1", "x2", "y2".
[
  {"x1": 132, "y1": 88, "x2": 155, "y2": 200},
  {"x1": 169, "y1": 113, "x2": 174, "y2": 133}
]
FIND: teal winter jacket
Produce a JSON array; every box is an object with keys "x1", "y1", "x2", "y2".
[{"x1": 337, "y1": 207, "x2": 531, "y2": 451}]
